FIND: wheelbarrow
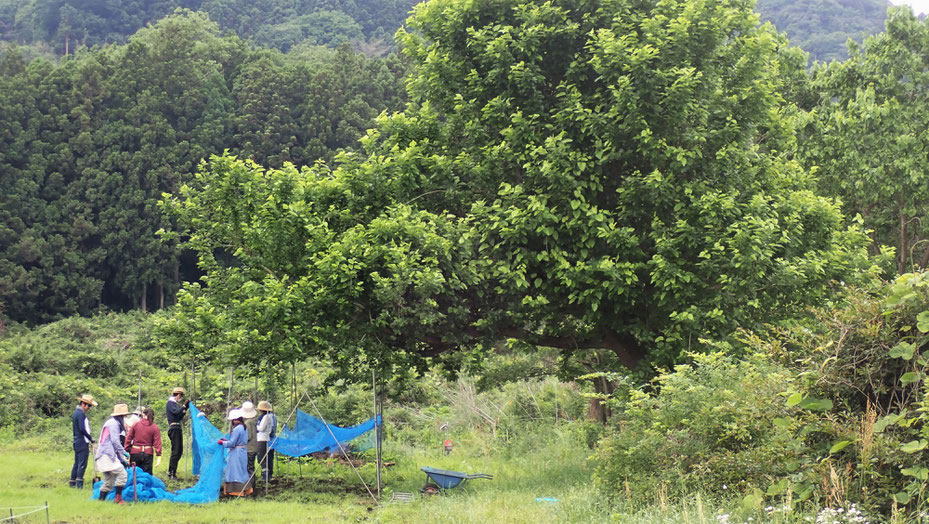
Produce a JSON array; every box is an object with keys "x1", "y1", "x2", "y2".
[{"x1": 420, "y1": 466, "x2": 492, "y2": 494}]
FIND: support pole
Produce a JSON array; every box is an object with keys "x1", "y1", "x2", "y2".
[
  {"x1": 225, "y1": 368, "x2": 234, "y2": 434},
  {"x1": 45, "y1": 501, "x2": 49, "y2": 524},
  {"x1": 373, "y1": 369, "x2": 381, "y2": 499},
  {"x1": 137, "y1": 370, "x2": 142, "y2": 409}
]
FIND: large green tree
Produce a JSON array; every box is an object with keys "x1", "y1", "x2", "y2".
[
  {"x1": 799, "y1": 7, "x2": 929, "y2": 274},
  {"x1": 162, "y1": 0, "x2": 871, "y2": 380}
]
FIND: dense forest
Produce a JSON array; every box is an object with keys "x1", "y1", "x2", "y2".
[
  {"x1": 0, "y1": 0, "x2": 417, "y2": 58},
  {"x1": 0, "y1": 12, "x2": 407, "y2": 322},
  {"x1": 758, "y1": 0, "x2": 892, "y2": 61}
]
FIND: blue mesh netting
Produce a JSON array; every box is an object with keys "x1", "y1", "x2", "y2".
[
  {"x1": 91, "y1": 403, "x2": 227, "y2": 504},
  {"x1": 272, "y1": 410, "x2": 380, "y2": 457}
]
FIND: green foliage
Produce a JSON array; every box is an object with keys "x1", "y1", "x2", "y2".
[
  {"x1": 163, "y1": 0, "x2": 872, "y2": 384},
  {"x1": 592, "y1": 352, "x2": 796, "y2": 504},
  {"x1": 593, "y1": 272, "x2": 929, "y2": 519},
  {"x1": 799, "y1": 7, "x2": 929, "y2": 275},
  {"x1": 0, "y1": 11, "x2": 407, "y2": 324}
]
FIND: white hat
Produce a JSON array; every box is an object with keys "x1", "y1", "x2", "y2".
[
  {"x1": 226, "y1": 409, "x2": 244, "y2": 420},
  {"x1": 240, "y1": 401, "x2": 258, "y2": 419}
]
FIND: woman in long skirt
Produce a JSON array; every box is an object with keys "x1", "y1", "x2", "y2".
[{"x1": 219, "y1": 409, "x2": 252, "y2": 496}]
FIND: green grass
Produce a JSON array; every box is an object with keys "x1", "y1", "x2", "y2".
[{"x1": 0, "y1": 425, "x2": 614, "y2": 523}]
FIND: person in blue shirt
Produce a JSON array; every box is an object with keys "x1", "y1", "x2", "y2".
[
  {"x1": 70, "y1": 394, "x2": 97, "y2": 489},
  {"x1": 219, "y1": 409, "x2": 252, "y2": 496}
]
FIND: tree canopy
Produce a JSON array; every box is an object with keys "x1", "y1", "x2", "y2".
[
  {"x1": 162, "y1": 0, "x2": 872, "y2": 380},
  {"x1": 798, "y1": 7, "x2": 929, "y2": 273}
]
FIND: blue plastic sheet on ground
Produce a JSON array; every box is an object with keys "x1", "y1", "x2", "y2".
[
  {"x1": 272, "y1": 411, "x2": 380, "y2": 457},
  {"x1": 90, "y1": 403, "x2": 227, "y2": 504},
  {"x1": 92, "y1": 468, "x2": 175, "y2": 502}
]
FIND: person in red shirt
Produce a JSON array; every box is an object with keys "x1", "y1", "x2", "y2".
[{"x1": 124, "y1": 407, "x2": 163, "y2": 475}]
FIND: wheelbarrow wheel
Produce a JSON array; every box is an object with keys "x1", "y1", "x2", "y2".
[{"x1": 420, "y1": 483, "x2": 440, "y2": 496}]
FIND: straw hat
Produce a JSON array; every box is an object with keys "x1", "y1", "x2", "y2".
[
  {"x1": 172, "y1": 387, "x2": 185, "y2": 395},
  {"x1": 134, "y1": 406, "x2": 145, "y2": 415},
  {"x1": 226, "y1": 409, "x2": 244, "y2": 420},
  {"x1": 111, "y1": 404, "x2": 130, "y2": 417},
  {"x1": 257, "y1": 401, "x2": 273, "y2": 412},
  {"x1": 76, "y1": 394, "x2": 98, "y2": 407},
  {"x1": 240, "y1": 401, "x2": 258, "y2": 419}
]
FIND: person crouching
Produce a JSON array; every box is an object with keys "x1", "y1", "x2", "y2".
[
  {"x1": 95, "y1": 403, "x2": 131, "y2": 504},
  {"x1": 125, "y1": 407, "x2": 162, "y2": 475}
]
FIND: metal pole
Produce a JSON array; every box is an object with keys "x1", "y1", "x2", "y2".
[
  {"x1": 373, "y1": 369, "x2": 381, "y2": 499},
  {"x1": 225, "y1": 368, "x2": 234, "y2": 434},
  {"x1": 137, "y1": 370, "x2": 142, "y2": 409}
]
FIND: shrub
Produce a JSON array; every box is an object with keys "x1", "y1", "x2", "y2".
[{"x1": 592, "y1": 351, "x2": 795, "y2": 504}]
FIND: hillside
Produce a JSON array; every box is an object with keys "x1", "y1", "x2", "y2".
[{"x1": 757, "y1": 0, "x2": 892, "y2": 61}]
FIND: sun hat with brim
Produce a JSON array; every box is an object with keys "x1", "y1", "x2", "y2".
[
  {"x1": 134, "y1": 406, "x2": 145, "y2": 415},
  {"x1": 111, "y1": 403, "x2": 130, "y2": 417},
  {"x1": 226, "y1": 409, "x2": 244, "y2": 420},
  {"x1": 76, "y1": 394, "x2": 98, "y2": 407},
  {"x1": 172, "y1": 387, "x2": 185, "y2": 395},
  {"x1": 240, "y1": 401, "x2": 258, "y2": 419},
  {"x1": 257, "y1": 401, "x2": 273, "y2": 412}
]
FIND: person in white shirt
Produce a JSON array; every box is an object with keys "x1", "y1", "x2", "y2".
[{"x1": 256, "y1": 401, "x2": 278, "y2": 482}]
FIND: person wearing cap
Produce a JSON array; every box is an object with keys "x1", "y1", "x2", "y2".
[
  {"x1": 125, "y1": 407, "x2": 162, "y2": 475},
  {"x1": 241, "y1": 401, "x2": 259, "y2": 489},
  {"x1": 218, "y1": 409, "x2": 251, "y2": 496},
  {"x1": 95, "y1": 403, "x2": 131, "y2": 504},
  {"x1": 256, "y1": 401, "x2": 277, "y2": 482},
  {"x1": 165, "y1": 386, "x2": 189, "y2": 480},
  {"x1": 70, "y1": 394, "x2": 97, "y2": 488}
]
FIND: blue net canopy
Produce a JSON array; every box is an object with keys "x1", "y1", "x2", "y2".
[{"x1": 272, "y1": 410, "x2": 380, "y2": 457}]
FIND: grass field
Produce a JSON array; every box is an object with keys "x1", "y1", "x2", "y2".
[
  {"x1": 1, "y1": 428, "x2": 858, "y2": 523},
  {"x1": 0, "y1": 425, "x2": 616, "y2": 523}
]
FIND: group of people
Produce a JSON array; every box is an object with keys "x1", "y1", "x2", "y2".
[
  {"x1": 70, "y1": 388, "x2": 277, "y2": 503},
  {"x1": 219, "y1": 400, "x2": 278, "y2": 496},
  {"x1": 70, "y1": 387, "x2": 189, "y2": 504}
]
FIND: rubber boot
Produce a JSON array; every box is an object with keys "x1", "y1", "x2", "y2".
[
  {"x1": 114, "y1": 486, "x2": 126, "y2": 505},
  {"x1": 98, "y1": 490, "x2": 109, "y2": 501},
  {"x1": 76, "y1": 480, "x2": 84, "y2": 489}
]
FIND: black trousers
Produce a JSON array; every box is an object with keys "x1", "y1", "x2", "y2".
[
  {"x1": 246, "y1": 450, "x2": 257, "y2": 488},
  {"x1": 168, "y1": 426, "x2": 183, "y2": 475},
  {"x1": 71, "y1": 441, "x2": 89, "y2": 488},
  {"x1": 130, "y1": 453, "x2": 154, "y2": 475}
]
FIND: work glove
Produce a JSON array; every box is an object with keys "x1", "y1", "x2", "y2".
[
  {"x1": 124, "y1": 451, "x2": 131, "y2": 462},
  {"x1": 217, "y1": 438, "x2": 227, "y2": 445},
  {"x1": 155, "y1": 456, "x2": 161, "y2": 468}
]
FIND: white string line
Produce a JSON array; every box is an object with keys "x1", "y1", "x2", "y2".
[
  {"x1": 305, "y1": 394, "x2": 379, "y2": 506},
  {"x1": 0, "y1": 505, "x2": 46, "y2": 521},
  {"x1": 0, "y1": 506, "x2": 44, "y2": 510}
]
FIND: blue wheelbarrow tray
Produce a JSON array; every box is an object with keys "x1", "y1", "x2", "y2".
[{"x1": 421, "y1": 466, "x2": 493, "y2": 490}]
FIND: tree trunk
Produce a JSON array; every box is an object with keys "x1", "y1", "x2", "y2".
[
  {"x1": 899, "y1": 209, "x2": 908, "y2": 274},
  {"x1": 141, "y1": 284, "x2": 147, "y2": 313},
  {"x1": 587, "y1": 374, "x2": 613, "y2": 424},
  {"x1": 158, "y1": 281, "x2": 164, "y2": 310},
  {"x1": 920, "y1": 244, "x2": 929, "y2": 270}
]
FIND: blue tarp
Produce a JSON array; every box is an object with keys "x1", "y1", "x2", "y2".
[{"x1": 272, "y1": 410, "x2": 380, "y2": 457}]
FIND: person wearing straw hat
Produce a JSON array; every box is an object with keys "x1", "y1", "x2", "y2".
[
  {"x1": 95, "y1": 403, "x2": 131, "y2": 504},
  {"x1": 70, "y1": 394, "x2": 97, "y2": 488},
  {"x1": 256, "y1": 401, "x2": 277, "y2": 482},
  {"x1": 241, "y1": 401, "x2": 259, "y2": 489},
  {"x1": 165, "y1": 386, "x2": 189, "y2": 480},
  {"x1": 219, "y1": 408, "x2": 252, "y2": 496}
]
